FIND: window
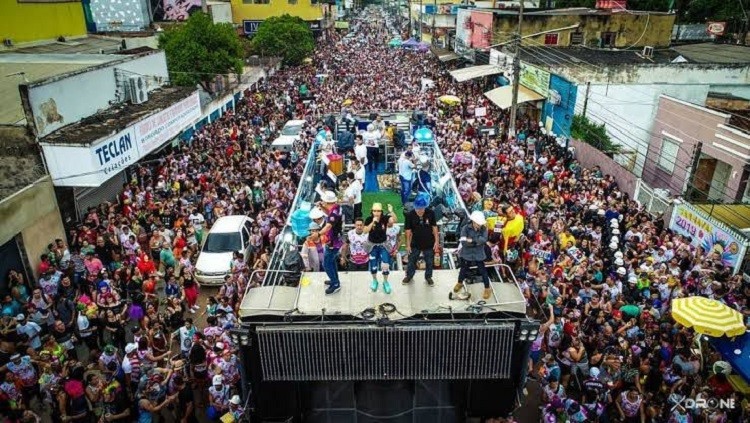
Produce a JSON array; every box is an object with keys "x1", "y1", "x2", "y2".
[
  {"x1": 658, "y1": 138, "x2": 679, "y2": 172},
  {"x1": 311, "y1": 0, "x2": 319, "y2": 3},
  {"x1": 252, "y1": 0, "x2": 269, "y2": 4},
  {"x1": 600, "y1": 32, "x2": 616, "y2": 48},
  {"x1": 570, "y1": 32, "x2": 583, "y2": 45},
  {"x1": 544, "y1": 33, "x2": 559, "y2": 46},
  {"x1": 289, "y1": 0, "x2": 297, "y2": 3},
  {"x1": 202, "y1": 233, "x2": 242, "y2": 254}
]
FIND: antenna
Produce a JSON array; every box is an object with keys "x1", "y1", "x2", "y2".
[{"x1": 5, "y1": 71, "x2": 29, "y2": 83}]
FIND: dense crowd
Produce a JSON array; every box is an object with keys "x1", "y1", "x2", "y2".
[{"x1": 2, "y1": 5, "x2": 749, "y2": 423}]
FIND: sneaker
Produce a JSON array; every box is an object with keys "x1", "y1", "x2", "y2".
[
  {"x1": 370, "y1": 280, "x2": 378, "y2": 292},
  {"x1": 325, "y1": 285, "x2": 341, "y2": 295},
  {"x1": 324, "y1": 280, "x2": 331, "y2": 285},
  {"x1": 426, "y1": 277, "x2": 434, "y2": 286},
  {"x1": 383, "y1": 281, "x2": 392, "y2": 294},
  {"x1": 191, "y1": 305, "x2": 200, "y2": 310},
  {"x1": 482, "y1": 288, "x2": 492, "y2": 300},
  {"x1": 453, "y1": 283, "x2": 463, "y2": 293},
  {"x1": 402, "y1": 277, "x2": 412, "y2": 285},
  {"x1": 189, "y1": 309, "x2": 196, "y2": 314}
]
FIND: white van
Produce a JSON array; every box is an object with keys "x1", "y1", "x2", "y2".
[
  {"x1": 271, "y1": 119, "x2": 307, "y2": 152},
  {"x1": 194, "y1": 215, "x2": 253, "y2": 285}
]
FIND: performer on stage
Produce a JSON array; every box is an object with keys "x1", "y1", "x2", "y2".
[
  {"x1": 455, "y1": 211, "x2": 491, "y2": 300},
  {"x1": 364, "y1": 203, "x2": 396, "y2": 294}
]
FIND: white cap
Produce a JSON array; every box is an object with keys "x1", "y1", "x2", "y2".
[
  {"x1": 597, "y1": 209, "x2": 605, "y2": 216},
  {"x1": 617, "y1": 267, "x2": 627, "y2": 275},
  {"x1": 590, "y1": 367, "x2": 600, "y2": 378},
  {"x1": 215, "y1": 342, "x2": 225, "y2": 350},
  {"x1": 309, "y1": 207, "x2": 326, "y2": 220},
  {"x1": 610, "y1": 218, "x2": 618, "y2": 224},
  {"x1": 212, "y1": 375, "x2": 223, "y2": 385},
  {"x1": 610, "y1": 221, "x2": 619, "y2": 228},
  {"x1": 615, "y1": 258, "x2": 624, "y2": 266},
  {"x1": 125, "y1": 343, "x2": 137, "y2": 354},
  {"x1": 588, "y1": 204, "x2": 598, "y2": 211},
  {"x1": 321, "y1": 191, "x2": 337, "y2": 203},
  {"x1": 230, "y1": 395, "x2": 241, "y2": 405},
  {"x1": 469, "y1": 210, "x2": 487, "y2": 226},
  {"x1": 611, "y1": 236, "x2": 619, "y2": 243},
  {"x1": 614, "y1": 251, "x2": 624, "y2": 259},
  {"x1": 612, "y1": 228, "x2": 620, "y2": 235},
  {"x1": 609, "y1": 242, "x2": 618, "y2": 250}
]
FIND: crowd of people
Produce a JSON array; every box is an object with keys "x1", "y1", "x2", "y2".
[{"x1": 2, "y1": 4, "x2": 749, "y2": 423}]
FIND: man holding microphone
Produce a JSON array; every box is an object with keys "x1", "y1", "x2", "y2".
[{"x1": 455, "y1": 211, "x2": 492, "y2": 300}]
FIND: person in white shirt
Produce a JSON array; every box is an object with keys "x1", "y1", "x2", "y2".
[
  {"x1": 398, "y1": 151, "x2": 415, "y2": 205},
  {"x1": 344, "y1": 172, "x2": 363, "y2": 221},
  {"x1": 362, "y1": 124, "x2": 380, "y2": 171},
  {"x1": 354, "y1": 135, "x2": 368, "y2": 168},
  {"x1": 188, "y1": 209, "x2": 206, "y2": 244}
]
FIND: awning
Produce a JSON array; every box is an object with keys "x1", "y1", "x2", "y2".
[
  {"x1": 449, "y1": 65, "x2": 503, "y2": 82},
  {"x1": 430, "y1": 46, "x2": 460, "y2": 62},
  {"x1": 439, "y1": 52, "x2": 460, "y2": 62},
  {"x1": 484, "y1": 85, "x2": 545, "y2": 109}
]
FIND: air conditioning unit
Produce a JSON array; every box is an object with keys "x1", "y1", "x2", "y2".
[
  {"x1": 127, "y1": 75, "x2": 148, "y2": 104},
  {"x1": 642, "y1": 46, "x2": 654, "y2": 58}
]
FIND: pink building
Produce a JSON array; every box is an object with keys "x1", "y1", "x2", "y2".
[{"x1": 643, "y1": 95, "x2": 750, "y2": 203}]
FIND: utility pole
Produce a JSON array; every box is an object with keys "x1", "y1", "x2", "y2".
[
  {"x1": 201, "y1": 0, "x2": 207, "y2": 14},
  {"x1": 508, "y1": 0, "x2": 523, "y2": 139},
  {"x1": 582, "y1": 81, "x2": 591, "y2": 117},
  {"x1": 431, "y1": 0, "x2": 436, "y2": 44},
  {"x1": 419, "y1": 0, "x2": 423, "y2": 41}
]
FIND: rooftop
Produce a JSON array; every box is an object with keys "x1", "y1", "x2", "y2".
[
  {"x1": 519, "y1": 46, "x2": 682, "y2": 66},
  {"x1": 672, "y1": 43, "x2": 750, "y2": 64},
  {"x1": 0, "y1": 53, "x2": 122, "y2": 125},
  {"x1": 491, "y1": 7, "x2": 673, "y2": 16},
  {"x1": 40, "y1": 86, "x2": 197, "y2": 146},
  {"x1": 1, "y1": 36, "x2": 124, "y2": 55}
]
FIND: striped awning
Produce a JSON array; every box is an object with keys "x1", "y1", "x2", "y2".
[{"x1": 672, "y1": 297, "x2": 746, "y2": 337}]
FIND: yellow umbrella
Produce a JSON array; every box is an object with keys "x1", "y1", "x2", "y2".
[
  {"x1": 342, "y1": 99, "x2": 353, "y2": 106},
  {"x1": 303, "y1": 57, "x2": 313, "y2": 64},
  {"x1": 671, "y1": 297, "x2": 746, "y2": 338},
  {"x1": 438, "y1": 95, "x2": 461, "y2": 106}
]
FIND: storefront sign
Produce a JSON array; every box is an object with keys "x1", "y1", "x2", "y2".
[
  {"x1": 519, "y1": 63, "x2": 550, "y2": 98},
  {"x1": 669, "y1": 203, "x2": 747, "y2": 272},
  {"x1": 243, "y1": 20, "x2": 263, "y2": 35},
  {"x1": 706, "y1": 21, "x2": 726, "y2": 36},
  {"x1": 136, "y1": 91, "x2": 201, "y2": 156},
  {"x1": 93, "y1": 128, "x2": 140, "y2": 177}
]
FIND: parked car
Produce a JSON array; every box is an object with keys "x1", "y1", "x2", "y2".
[
  {"x1": 271, "y1": 119, "x2": 307, "y2": 152},
  {"x1": 194, "y1": 215, "x2": 253, "y2": 285}
]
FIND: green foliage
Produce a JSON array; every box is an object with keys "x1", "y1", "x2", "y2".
[
  {"x1": 250, "y1": 14, "x2": 315, "y2": 66},
  {"x1": 676, "y1": 0, "x2": 746, "y2": 23},
  {"x1": 572, "y1": 114, "x2": 621, "y2": 153},
  {"x1": 158, "y1": 12, "x2": 243, "y2": 94}
]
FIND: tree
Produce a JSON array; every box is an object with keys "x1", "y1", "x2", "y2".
[
  {"x1": 571, "y1": 114, "x2": 621, "y2": 154},
  {"x1": 250, "y1": 15, "x2": 315, "y2": 66},
  {"x1": 158, "y1": 12, "x2": 243, "y2": 95}
]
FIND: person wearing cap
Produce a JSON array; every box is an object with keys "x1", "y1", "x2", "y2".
[
  {"x1": 582, "y1": 367, "x2": 607, "y2": 418},
  {"x1": 363, "y1": 203, "x2": 396, "y2": 293},
  {"x1": 301, "y1": 222, "x2": 324, "y2": 272},
  {"x1": 15, "y1": 313, "x2": 42, "y2": 351},
  {"x1": 228, "y1": 394, "x2": 245, "y2": 421},
  {"x1": 403, "y1": 194, "x2": 439, "y2": 286},
  {"x1": 397, "y1": 150, "x2": 415, "y2": 205},
  {"x1": 456, "y1": 211, "x2": 492, "y2": 299},
  {"x1": 313, "y1": 190, "x2": 344, "y2": 295},
  {"x1": 208, "y1": 374, "x2": 231, "y2": 420}
]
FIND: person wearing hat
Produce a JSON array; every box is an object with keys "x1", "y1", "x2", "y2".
[
  {"x1": 582, "y1": 367, "x2": 607, "y2": 418},
  {"x1": 313, "y1": 190, "x2": 344, "y2": 295},
  {"x1": 2, "y1": 353, "x2": 41, "y2": 408},
  {"x1": 397, "y1": 150, "x2": 415, "y2": 205},
  {"x1": 228, "y1": 394, "x2": 245, "y2": 421},
  {"x1": 363, "y1": 203, "x2": 396, "y2": 293},
  {"x1": 456, "y1": 211, "x2": 492, "y2": 299},
  {"x1": 403, "y1": 194, "x2": 439, "y2": 286},
  {"x1": 415, "y1": 156, "x2": 431, "y2": 195}
]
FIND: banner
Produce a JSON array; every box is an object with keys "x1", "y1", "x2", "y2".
[
  {"x1": 92, "y1": 127, "x2": 140, "y2": 178},
  {"x1": 136, "y1": 91, "x2": 201, "y2": 156},
  {"x1": 669, "y1": 204, "x2": 747, "y2": 272},
  {"x1": 519, "y1": 63, "x2": 550, "y2": 98}
]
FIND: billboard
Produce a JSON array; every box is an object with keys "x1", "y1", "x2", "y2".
[
  {"x1": 162, "y1": 0, "x2": 201, "y2": 21},
  {"x1": 136, "y1": 91, "x2": 201, "y2": 156},
  {"x1": 669, "y1": 203, "x2": 748, "y2": 273},
  {"x1": 519, "y1": 63, "x2": 550, "y2": 97},
  {"x1": 469, "y1": 10, "x2": 493, "y2": 49}
]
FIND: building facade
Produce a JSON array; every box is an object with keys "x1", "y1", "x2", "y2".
[
  {"x1": 492, "y1": 8, "x2": 675, "y2": 48},
  {"x1": 643, "y1": 95, "x2": 750, "y2": 203},
  {"x1": 230, "y1": 0, "x2": 335, "y2": 36},
  {"x1": 0, "y1": 0, "x2": 87, "y2": 44}
]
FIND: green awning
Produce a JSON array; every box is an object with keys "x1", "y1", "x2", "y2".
[{"x1": 335, "y1": 21, "x2": 349, "y2": 29}]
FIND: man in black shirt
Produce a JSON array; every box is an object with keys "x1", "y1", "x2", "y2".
[
  {"x1": 364, "y1": 203, "x2": 396, "y2": 294},
  {"x1": 402, "y1": 195, "x2": 439, "y2": 286}
]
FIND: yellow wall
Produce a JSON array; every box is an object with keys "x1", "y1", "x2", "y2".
[
  {"x1": 0, "y1": 0, "x2": 87, "y2": 43},
  {"x1": 230, "y1": 0, "x2": 323, "y2": 23},
  {"x1": 493, "y1": 12, "x2": 676, "y2": 48}
]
